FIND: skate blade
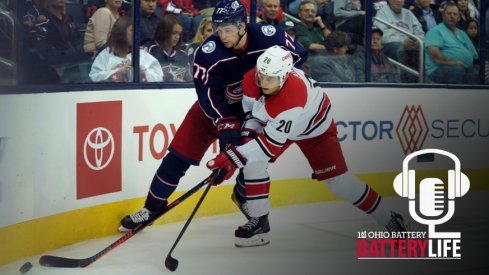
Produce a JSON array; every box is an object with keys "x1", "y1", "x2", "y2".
[{"x1": 235, "y1": 233, "x2": 270, "y2": 248}]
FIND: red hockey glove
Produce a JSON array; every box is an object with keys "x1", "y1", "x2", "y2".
[
  {"x1": 241, "y1": 128, "x2": 258, "y2": 144},
  {"x1": 217, "y1": 117, "x2": 241, "y2": 152},
  {"x1": 206, "y1": 145, "x2": 247, "y2": 185}
]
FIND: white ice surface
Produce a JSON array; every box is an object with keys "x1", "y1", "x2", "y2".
[{"x1": 1, "y1": 191, "x2": 488, "y2": 275}]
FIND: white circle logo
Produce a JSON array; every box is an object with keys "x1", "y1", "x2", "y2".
[
  {"x1": 84, "y1": 127, "x2": 114, "y2": 171},
  {"x1": 202, "y1": 41, "x2": 216, "y2": 53},
  {"x1": 261, "y1": 25, "x2": 276, "y2": 36}
]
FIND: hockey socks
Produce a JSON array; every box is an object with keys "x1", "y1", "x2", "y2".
[
  {"x1": 325, "y1": 173, "x2": 391, "y2": 227},
  {"x1": 144, "y1": 152, "x2": 191, "y2": 212}
]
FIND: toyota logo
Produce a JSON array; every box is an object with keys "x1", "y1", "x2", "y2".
[{"x1": 84, "y1": 127, "x2": 115, "y2": 170}]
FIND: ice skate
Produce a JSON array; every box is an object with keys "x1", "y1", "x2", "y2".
[
  {"x1": 235, "y1": 214, "x2": 270, "y2": 247},
  {"x1": 119, "y1": 207, "x2": 159, "y2": 232}
]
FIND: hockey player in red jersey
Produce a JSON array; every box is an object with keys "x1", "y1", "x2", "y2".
[
  {"x1": 119, "y1": 0, "x2": 306, "y2": 232},
  {"x1": 207, "y1": 46, "x2": 406, "y2": 247}
]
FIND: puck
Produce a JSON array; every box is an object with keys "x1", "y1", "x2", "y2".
[{"x1": 19, "y1": 261, "x2": 32, "y2": 273}]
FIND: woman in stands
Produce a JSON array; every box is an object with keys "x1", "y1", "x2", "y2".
[
  {"x1": 148, "y1": 14, "x2": 192, "y2": 82},
  {"x1": 89, "y1": 16, "x2": 163, "y2": 82},
  {"x1": 84, "y1": 0, "x2": 122, "y2": 56}
]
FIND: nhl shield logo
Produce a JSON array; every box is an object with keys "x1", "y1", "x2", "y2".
[{"x1": 261, "y1": 25, "x2": 276, "y2": 36}]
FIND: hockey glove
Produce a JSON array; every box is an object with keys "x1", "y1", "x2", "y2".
[
  {"x1": 241, "y1": 128, "x2": 258, "y2": 145},
  {"x1": 217, "y1": 117, "x2": 241, "y2": 152},
  {"x1": 206, "y1": 145, "x2": 247, "y2": 185}
]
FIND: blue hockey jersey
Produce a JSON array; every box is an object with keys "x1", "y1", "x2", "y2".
[{"x1": 193, "y1": 23, "x2": 307, "y2": 123}]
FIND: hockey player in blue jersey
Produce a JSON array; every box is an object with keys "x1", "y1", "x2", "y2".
[{"x1": 119, "y1": 0, "x2": 307, "y2": 231}]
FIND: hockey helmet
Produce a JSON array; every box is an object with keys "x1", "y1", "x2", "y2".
[
  {"x1": 255, "y1": 46, "x2": 293, "y2": 90},
  {"x1": 212, "y1": 0, "x2": 247, "y2": 28}
]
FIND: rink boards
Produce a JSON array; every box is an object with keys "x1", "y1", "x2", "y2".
[{"x1": 0, "y1": 87, "x2": 488, "y2": 265}]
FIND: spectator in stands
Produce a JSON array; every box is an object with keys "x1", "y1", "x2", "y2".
[
  {"x1": 374, "y1": 0, "x2": 425, "y2": 82},
  {"x1": 334, "y1": 0, "x2": 366, "y2": 44},
  {"x1": 375, "y1": 0, "x2": 425, "y2": 60},
  {"x1": 22, "y1": 0, "x2": 49, "y2": 45},
  {"x1": 89, "y1": 16, "x2": 163, "y2": 82},
  {"x1": 466, "y1": 18, "x2": 479, "y2": 49},
  {"x1": 33, "y1": 0, "x2": 90, "y2": 69},
  {"x1": 18, "y1": 0, "x2": 62, "y2": 84},
  {"x1": 308, "y1": 30, "x2": 364, "y2": 82},
  {"x1": 455, "y1": 0, "x2": 473, "y2": 30},
  {"x1": 295, "y1": 0, "x2": 331, "y2": 54},
  {"x1": 187, "y1": 16, "x2": 213, "y2": 63},
  {"x1": 259, "y1": 0, "x2": 283, "y2": 25},
  {"x1": 450, "y1": 0, "x2": 480, "y2": 20},
  {"x1": 83, "y1": 0, "x2": 122, "y2": 56},
  {"x1": 141, "y1": 0, "x2": 161, "y2": 47},
  {"x1": 424, "y1": 3, "x2": 478, "y2": 84},
  {"x1": 149, "y1": 14, "x2": 192, "y2": 82},
  {"x1": 240, "y1": 0, "x2": 284, "y2": 24},
  {"x1": 411, "y1": 0, "x2": 442, "y2": 32},
  {"x1": 370, "y1": 27, "x2": 401, "y2": 82},
  {"x1": 316, "y1": 0, "x2": 335, "y2": 30},
  {"x1": 159, "y1": 0, "x2": 204, "y2": 42},
  {"x1": 287, "y1": 0, "x2": 301, "y2": 17},
  {"x1": 281, "y1": 20, "x2": 297, "y2": 39}
]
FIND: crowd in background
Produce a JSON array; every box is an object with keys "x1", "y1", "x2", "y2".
[{"x1": 0, "y1": 0, "x2": 487, "y2": 85}]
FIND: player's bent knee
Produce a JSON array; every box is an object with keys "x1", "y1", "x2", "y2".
[{"x1": 157, "y1": 152, "x2": 191, "y2": 183}]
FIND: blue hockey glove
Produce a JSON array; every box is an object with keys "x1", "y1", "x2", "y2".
[{"x1": 217, "y1": 117, "x2": 241, "y2": 152}]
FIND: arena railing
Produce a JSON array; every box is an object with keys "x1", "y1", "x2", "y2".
[{"x1": 0, "y1": 0, "x2": 488, "y2": 93}]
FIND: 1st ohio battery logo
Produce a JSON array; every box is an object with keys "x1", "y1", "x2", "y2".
[
  {"x1": 357, "y1": 149, "x2": 470, "y2": 259},
  {"x1": 336, "y1": 105, "x2": 488, "y2": 154}
]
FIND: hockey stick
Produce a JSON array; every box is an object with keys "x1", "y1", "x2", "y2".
[
  {"x1": 38, "y1": 174, "x2": 215, "y2": 268},
  {"x1": 165, "y1": 169, "x2": 221, "y2": 272}
]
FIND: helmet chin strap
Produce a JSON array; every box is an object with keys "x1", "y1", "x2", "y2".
[{"x1": 232, "y1": 22, "x2": 247, "y2": 49}]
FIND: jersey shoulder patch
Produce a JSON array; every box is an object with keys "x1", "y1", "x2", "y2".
[
  {"x1": 260, "y1": 25, "x2": 276, "y2": 36},
  {"x1": 201, "y1": 40, "x2": 216, "y2": 53},
  {"x1": 265, "y1": 73, "x2": 307, "y2": 118},
  {"x1": 194, "y1": 36, "x2": 236, "y2": 68}
]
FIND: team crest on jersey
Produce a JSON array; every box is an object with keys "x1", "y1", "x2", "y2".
[
  {"x1": 201, "y1": 41, "x2": 216, "y2": 53},
  {"x1": 224, "y1": 82, "x2": 243, "y2": 104},
  {"x1": 261, "y1": 25, "x2": 276, "y2": 36}
]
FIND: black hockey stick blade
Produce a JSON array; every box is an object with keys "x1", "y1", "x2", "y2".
[
  {"x1": 165, "y1": 256, "x2": 179, "y2": 272},
  {"x1": 38, "y1": 174, "x2": 214, "y2": 268},
  {"x1": 164, "y1": 169, "x2": 221, "y2": 272}
]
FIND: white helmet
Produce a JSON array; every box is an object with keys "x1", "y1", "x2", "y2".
[{"x1": 256, "y1": 46, "x2": 294, "y2": 89}]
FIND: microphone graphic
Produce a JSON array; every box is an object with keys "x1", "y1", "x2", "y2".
[
  {"x1": 393, "y1": 149, "x2": 470, "y2": 239},
  {"x1": 419, "y1": 178, "x2": 445, "y2": 217}
]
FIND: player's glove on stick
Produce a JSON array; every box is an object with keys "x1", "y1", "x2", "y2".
[
  {"x1": 217, "y1": 117, "x2": 241, "y2": 152},
  {"x1": 206, "y1": 145, "x2": 247, "y2": 185}
]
